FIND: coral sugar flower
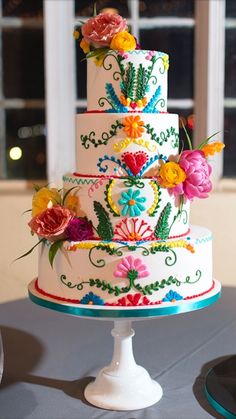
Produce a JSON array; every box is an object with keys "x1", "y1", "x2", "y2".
[{"x1": 122, "y1": 115, "x2": 145, "y2": 138}]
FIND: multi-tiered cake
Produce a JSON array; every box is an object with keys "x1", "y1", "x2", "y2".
[{"x1": 27, "y1": 13, "x2": 224, "y2": 308}]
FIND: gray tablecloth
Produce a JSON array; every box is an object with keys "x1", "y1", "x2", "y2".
[{"x1": 0, "y1": 286, "x2": 235, "y2": 419}]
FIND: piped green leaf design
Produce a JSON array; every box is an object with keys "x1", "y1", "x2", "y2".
[
  {"x1": 93, "y1": 201, "x2": 114, "y2": 240},
  {"x1": 154, "y1": 203, "x2": 172, "y2": 240},
  {"x1": 49, "y1": 240, "x2": 64, "y2": 267}
]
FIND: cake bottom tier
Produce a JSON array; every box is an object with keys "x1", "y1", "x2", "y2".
[
  {"x1": 37, "y1": 225, "x2": 213, "y2": 307},
  {"x1": 36, "y1": 226, "x2": 214, "y2": 306}
]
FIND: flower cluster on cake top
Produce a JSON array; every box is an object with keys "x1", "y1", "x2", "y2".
[{"x1": 74, "y1": 8, "x2": 139, "y2": 66}]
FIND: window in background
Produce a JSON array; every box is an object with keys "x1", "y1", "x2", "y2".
[
  {"x1": 75, "y1": 0, "x2": 194, "y2": 151},
  {"x1": 0, "y1": 0, "x2": 46, "y2": 180},
  {"x1": 224, "y1": 0, "x2": 236, "y2": 177}
]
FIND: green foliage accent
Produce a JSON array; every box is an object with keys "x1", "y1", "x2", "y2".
[
  {"x1": 123, "y1": 62, "x2": 136, "y2": 100},
  {"x1": 89, "y1": 278, "x2": 128, "y2": 296},
  {"x1": 154, "y1": 203, "x2": 172, "y2": 240},
  {"x1": 137, "y1": 64, "x2": 147, "y2": 100},
  {"x1": 144, "y1": 125, "x2": 179, "y2": 148},
  {"x1": 80, "y1": 120, "x2": 123, "y2": 149},
  {"x1": 14, "y1": 238, "x2": 45, "y2": 262},
  {"x1": 135, "y1": 276, "x2": 178, "y2": 296},
  {"x1": 123, "y1": 177, "x2": 145, "y2": 188},
  {"x1": 93, "y1": 201, "x2": 114, "y2": 240},
  {"x1": 49, "y1": 240, "x2": 64, "y2": 267},
  {"x1": 197, "y1": 131, "x2": 220, "y2": 149}
]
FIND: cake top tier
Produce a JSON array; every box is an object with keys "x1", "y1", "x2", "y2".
[
  {"x1": 75, "y1": 12, "x2": 169, "y2": 113},
  {"x1": 87, "y1": 50, "x2": 168, "y2": 113}
]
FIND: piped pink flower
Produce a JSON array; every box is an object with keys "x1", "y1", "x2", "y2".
[
  {"x1": 145, "y1": 50, "x2": 155, "y2": 61},
  {"x1": 114, "y1": 255, "x2": 149, "y2": 279}
]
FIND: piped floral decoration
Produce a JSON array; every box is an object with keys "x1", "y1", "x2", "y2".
[
  {"x1": 74, "y1": 8, "x2": 138, "y2": 65},
  {"x1": 114, "y1": 218, "x2": 154, "y2": 241},
  {"x1": 162, "y1": 290, "x2": 183, "y2": 303},
  {"x1": 118, "y1": 189, "x2": 146, "y2": 216},
  {"x1": 114, "y1": 255, "x2": 149, "y2": 281},
  {"x1": 122, "y1": 115, "x2": 145, "y2": 138}
]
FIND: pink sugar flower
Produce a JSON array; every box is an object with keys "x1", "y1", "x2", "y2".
[
  {"x1": 82, "y1": 13, "x2": 128, "y2": 48},
  {"x1": 170, "y1": 150, "x2": 212, "y2": 201},
  {"x1": 114, "y1": 255, "x2": 149, "y2": 279}
]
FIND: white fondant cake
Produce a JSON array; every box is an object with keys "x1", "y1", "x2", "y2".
[
  {"x1": 27, "y1": 14, "x2": 223, "y2": 308},
  {"x1": 37, "y1": 226, "x2": 213, "y2": 306}
]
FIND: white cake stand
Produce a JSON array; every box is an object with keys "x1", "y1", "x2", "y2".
[{"x1": 28, "y1": 278, "x2": 221, "y2": 411}]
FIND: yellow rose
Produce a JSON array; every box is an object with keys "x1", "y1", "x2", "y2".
[
  {"x1": 93, "y1": 55, "x2": 104, "y2": 67},
  {"x1": 159, "y1": 162, "x2": 186, "y2": 188},
  {"x1": 80, "y1": 37, "x2": 90, "y2": 54},
  {"x1": 110, "y1": 31, "x2": 136, "y2": 52},
  {"x1": 73, "y1": 29, "x2": 80, "y2": 40},
  {"x1": 32, "y1": 187, "x2": 61, "y2": 217},
  {"x1": 64, "y1": 194, "x2": 80, "y2": 215}
]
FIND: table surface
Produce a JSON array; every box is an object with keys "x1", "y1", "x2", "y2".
[{"x1": 0, "y1": 286, "x2": 235, "y2": 419}]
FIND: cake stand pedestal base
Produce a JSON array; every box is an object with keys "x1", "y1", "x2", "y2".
[
  {"x1": 28, "y1": 278, "x2": 221, "y2": 411},
  {"x1": 84, "y1": 320, "x2": 162, "y2": 410}
]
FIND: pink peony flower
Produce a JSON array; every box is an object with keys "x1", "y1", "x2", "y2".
[
  {"x1": 170, "y1": 150, "x2": 212, "y2": 200},
  {"x1": 114, "y1": 255, "x2": 149, "y2": 279},
  {"x1": 81, "y1": 13, "x2": 128, "y2": 47},
  {"x1": 65, "y1": 217, "x2": 94, "y2": 241},
  {"x1": 28, "y1": 204, "x2": 74, "y2": 241}
]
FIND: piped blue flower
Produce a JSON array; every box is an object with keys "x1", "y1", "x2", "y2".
[
  {"x1": 80, "y1": 292, "x2": 105, "y2": 305},
  {"x1": 162, "y1": 290, "x2": 183, "y2": 303},
  {"x1": 118, "y1": 189, "x2": 146, "y2": 216}
]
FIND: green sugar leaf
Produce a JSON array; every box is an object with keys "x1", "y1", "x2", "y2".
[
  {"x1": 93, "y1": 201, "x2": 114, "y2": 241},
  {"x1": 48, "y1": 240, "x2": 64, "y2": 268},
  {"x1": 154, "y1": 202, "x2": 172, "y2": 240}
]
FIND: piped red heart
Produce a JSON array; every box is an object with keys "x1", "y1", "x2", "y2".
[
  {"x1": 130, "y1": 102, "x2": 137, "y2": 110},
  {"x1": 123, "y1": 152, "x2": 148, "y2": 175}
]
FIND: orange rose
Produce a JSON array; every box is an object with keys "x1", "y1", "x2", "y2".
[
  {"x1": 28, "y1": 205, "x2": 74, "y2": 241},
  {"x1": 201, "y1": 142, "x2": 225, "y2": 157}
]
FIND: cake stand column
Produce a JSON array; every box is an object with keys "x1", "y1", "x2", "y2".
[{"x1": 84, "y1": 319, "x2": 163, "y2": 410}]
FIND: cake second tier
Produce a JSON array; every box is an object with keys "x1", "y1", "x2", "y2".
[
  {"x1": 63, "y1": 173, "x2": 190, "y2": 240},
  {"x1": 76, "y1": 112, "x2": 179, "y2": 176}
]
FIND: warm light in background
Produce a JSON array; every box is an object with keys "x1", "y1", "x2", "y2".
[
  {"x1": 9, "y1": 146, "x2": 22, "y2": 160},
  {"x1": 101, "y1": 8, "x2": 118, "y2": 15}
]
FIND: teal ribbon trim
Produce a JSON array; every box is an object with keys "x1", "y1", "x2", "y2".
[
  {"x1": 205, "y1": 383, "x2": 236, "y2": 419},
  {"x1": 28, "y1": 289, "x2": 221, "y2": 319}
]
